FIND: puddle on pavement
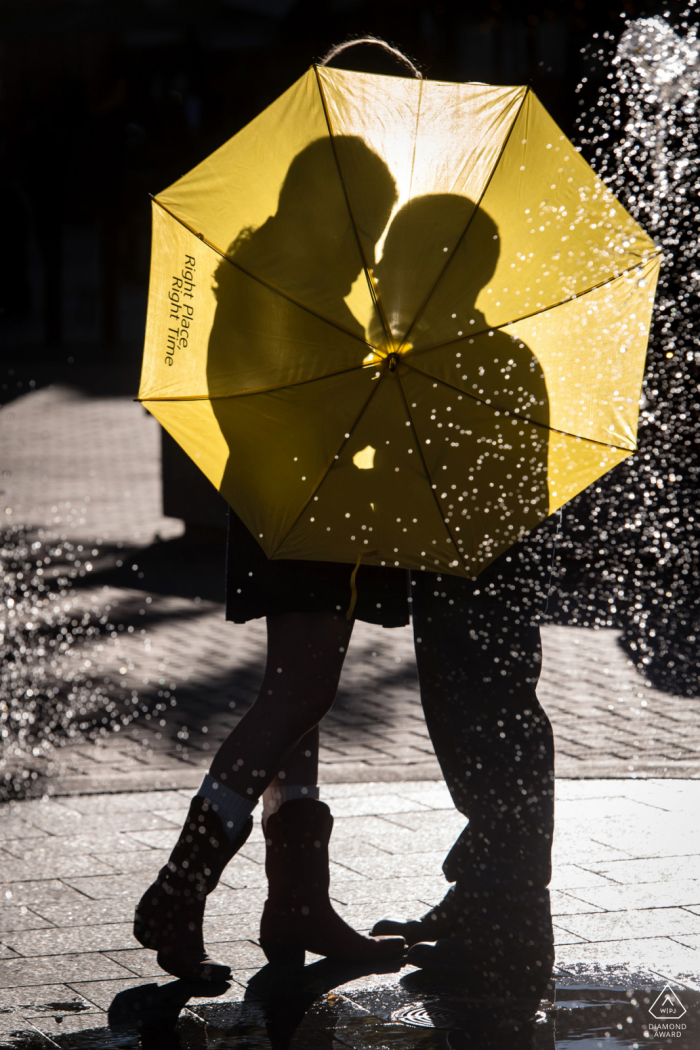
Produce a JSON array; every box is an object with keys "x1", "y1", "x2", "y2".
[{"x1": 1, "y1": 971, "x2": 698, "y2": 1049}]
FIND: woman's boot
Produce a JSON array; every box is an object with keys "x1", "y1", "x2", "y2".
[
  {"x1": 134, "y1": 795, "x2": 252, "y2": 980},
  {"x1": 259, "y1": 798, "x2": 405, "y2": 966}
]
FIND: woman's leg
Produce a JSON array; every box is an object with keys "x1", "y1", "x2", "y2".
[
  {"x1": 208, "y1": 610, "x2": 352, "y2": 798},
  {"x1": 135, "y1": 611, "x2": 351, "y2": 979}
]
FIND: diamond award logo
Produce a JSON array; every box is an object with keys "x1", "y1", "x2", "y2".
[{"x1": 649, "y1": 984, "x2": 687, "y2": 1020}]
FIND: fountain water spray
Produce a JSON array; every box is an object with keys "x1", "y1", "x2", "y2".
[{"x1": 556, "y1": 5, "x2": 700, "y2": 695}]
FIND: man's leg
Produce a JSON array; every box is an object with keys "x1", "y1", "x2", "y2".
[
  {"x1": 411, "y1": 567, "x2": 554, "y2": 894},
  {"x1": 373, "y1": 549, "x2": 555, "y2": 956}
]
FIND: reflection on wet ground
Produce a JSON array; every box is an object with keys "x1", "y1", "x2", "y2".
[{"x1": 2, "y1": 961, "x2": 699, "y2": 1049}]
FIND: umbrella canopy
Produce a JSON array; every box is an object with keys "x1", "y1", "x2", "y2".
[{"x1": 139, "y1": 67, "x2": 660, "y2": 579}]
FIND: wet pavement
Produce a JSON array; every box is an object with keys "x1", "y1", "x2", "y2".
[
  {"x1": 3, "y1": 381, "x2": 700, "y2": 1045},
  {"x1": 1, "y1": 383, "x2": 699, "y2": 795},
  {"x1": 3, "y1": 779, "x2": 700, "y2": 1047}
]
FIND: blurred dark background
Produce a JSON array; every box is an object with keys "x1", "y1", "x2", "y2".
[
  {"x1": 0, "y1": 0, "x2": 663, "y2": 384},
  {"x1": 4, "y1": 0, "x2": 700, "y2": 703}
]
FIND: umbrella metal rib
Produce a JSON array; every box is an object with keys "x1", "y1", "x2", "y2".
[{"x1": 396, "y1": 88, "x2": 530, "y2": 356}]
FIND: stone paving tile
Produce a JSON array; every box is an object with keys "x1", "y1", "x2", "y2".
[
  {"x1": 379, "y1": 809, "x2": 467, "y2": 834},
  {"x1": 4, "y1": 385, "x2": 700, "y2": 799},
  {"x1": 0, "y1": 853, "x2": 120, "y2": 882},
  {"x1": 64, "y1": 790, "x2": 187, "y2": 815},
  {"x1": 0, "y1": 951, "x2": 135, "y2": 987},
  {"x1": 0, "y1": 820, "x2": 50, "y2": 844},
  {"x1": 548, "y1": 864, "x2": 621, "y2": 890},
  {"x1": 555, "y1": 907, "x2": 700, "y2": 943},
  {"x1": 29, "y1": 898, "x2": 135, "y2": 928},
  {"x1": 66, "y1": 975, "x2": 172, "y2": 1010},
  {"x1": 550, "y1": 890, "x2": 606, "y2": 916},
  {"x1": 3, "y1": 881, "x2": 91, "y2": 908},
  {"x1": 551, "y1": 835, "x2": 634, "y2": 864},
  {"x1": 0, "y1": 909, "x2": 55, "y2": 933},
  {"x1": 552, "y1": 925, "x2": 589, "y2": 945},
  {"x1": 324, "y1": 794, "x2": 433, "y2": 818},
  {"x1": 60, "y1": 872, "x2": 154, "y2": 900},
  {"x1": 555, "y1": 936, "x2": 700, "y2": 975},
  {"x1": 329, "y1": 876, "x2": 450, "y2": 907},
  {"x1": 589, "y1": 855, "x2": 700, "y2": 885},
  {"x1": 2, "y1": 832, "x2": 152, "y2": 860},
  {"x1": 0, "y1": 984, "x2": 97, "y2": 1014},
  {"x1": 333, "y1": 848, "x2": 446, "y2": 881},
  {"x1": 567, "y1": 880, "x2": 700, "y2": 913},
  {"x1": 99, "y1": 947, "x2": 166, "y2": 978},
  {"x1": 202, "y1": 915, "x2": 262, "y2": 942},
  {"x1": 2, "y1": 921, "x2": 138, "y2": 957},
  {"x1": 27, "y1": 1012, "x2": 109, "y2": 1038},
  {"x1": 331, "y1": 900, "x2": 428, "y2": 931},
  {"x1": 89, "y1": 849, "x2": 169, "y2": 877}
]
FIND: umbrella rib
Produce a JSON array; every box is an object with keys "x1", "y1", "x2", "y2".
[
  {"x1": 151, "y1": 197, "x2": 375, "y2": 349},
  {"x1": 398, "y1": 87, "x2": 530, "y2": 353},
  {"x1": 404, "y1": 252, "x2": 662, "y2": 357},
  {"x1": 395, "y1": 372, "x2": 470, "y2": 576},
  {"x1": 270, "y1": 377, "x2": 383, "y2": 556},
  {"x1": 136, "y1": 364, "x2": 369, "y2": 403},
  {"x1": 402, "y1": 359, "x2": 636, "y2": 453},
  {"x1": 313, "y1": 65, "x2": 393, "y2": 348}
]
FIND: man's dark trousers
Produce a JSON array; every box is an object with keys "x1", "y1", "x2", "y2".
[{"x1": 411, "y1": 544, "x2": 555, "y2": 895}]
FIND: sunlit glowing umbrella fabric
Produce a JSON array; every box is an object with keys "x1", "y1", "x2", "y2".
[{"x1": 139, "y1": 67, "x2": 660, "y2": 579}]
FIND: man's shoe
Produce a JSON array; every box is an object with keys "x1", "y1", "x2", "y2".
[
  {"x1": 371, "y1": 884, "x2": 468, "y2": 945},
  {"x1": 407, "y1": 889, "x2": 554, "y2": 998}
]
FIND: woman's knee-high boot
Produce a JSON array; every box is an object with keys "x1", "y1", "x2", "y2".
[
  {"x1": 259, "y1": 798, "x2": 405, "y2": 966},
  {"x1": 134, "y1": 796, "x2": 252, "y2": 980}
]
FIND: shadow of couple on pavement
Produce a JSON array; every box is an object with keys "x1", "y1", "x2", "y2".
[{"x1": 107, "y1": 944, "x2": 554, "y2": 1049}]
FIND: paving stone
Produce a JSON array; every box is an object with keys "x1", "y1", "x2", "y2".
[
  {"x1": 0, "y1": 984, "x2": 96, "y2": 1015},
  {"x1": 567, "y1": 880, "x2": 700, "y2": 914},
  {"x1": 378, "y1": 809, "x2": 467, "y2": 835},
  {"x1": 0, "y1": 908, "x2": 55, "y2": 934},
  {"x1": 60, "y1": 873, "x2": 153, "y2": 900},
  {"x1": 325, "y1": 794, "x2": 432, "y2": 818},
  {"x1": 329, "y1": 876, "x2": 449, "y2": 906},
  {"x1": 550, "y1": 890, "x2": 606, "y2": 916},
  {"x1": 0, "y1": 820, "x2": 50, "y2": 844},
  {"x1": 99, "y1": 947, "x2": 165, "y2": 978},
  {"x1": 0, "y1": 951, "x2": 135, "y2": 987},
  {"x1": 202, "y1": 915, "x2": 261, "y2": 942},
  {"x1": 552, "y1": 925, "x2": 589, "y2": 945},
  {"x1": 30, "y1": 899, "x2": 135, "y2": 928},
  {"x1": 554, "y1": 936, "x2": 700, "y2": 974},
  {"x1": 66, "y1": 975, "x2": 176, "y2": 1010},
  {"x1": 2, "y1": 881, "x2": 90, "y2": 908},
  {"x1": 332, "y1": 848, "x2": 446, "y2": 880},
  {"x1": 549, "y1": 865, "x2": 621, "y2": 890},
  {"x1": 553, "y1": 835, "x2": 632, "y2": 865},
  {"x1": 64, "y1": 791, "x2": 189, "y2": 814},
  {"x1": 0, "y1": 853, "x2": 120, "y2": 882},
  {"x1": 1, "y1": 833, "x2": 152, "y2": 861},
  {"x1": 88, "y1": 849, "x2": 170, "y2": 876},
  {"x1": 590, "y1": 856, "x2": 700, "y2": 885},
  {"x1": 2, "y1": 922, "x2": 138, "y2": 958},
  {"x1": 25, "y1": 1012, "x2": 109, "y2": 1038},
  {"x1": 101, "y1": 812, "x2": 184, "y2": 833},
  {"x1": 333, "y1": 900, "x2": 430, "y2": 931},
  {"x1": 558, "y1": 908, "x2": 700, "y2": 945}
]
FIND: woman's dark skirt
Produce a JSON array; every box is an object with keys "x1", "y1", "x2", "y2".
[{"x1": 225, "y1": 510, "x2": 410, "y2": 628}]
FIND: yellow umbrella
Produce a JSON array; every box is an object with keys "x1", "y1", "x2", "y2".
[{"x1": 139, "y1": 67, "x2": 660, "y2": 581}]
